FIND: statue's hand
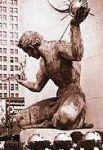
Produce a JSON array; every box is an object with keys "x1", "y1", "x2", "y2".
[
  {"x1": 71, "y1": 7, "x2": 90, "y2": 25},
  {"x1": 15, "y1": 74, "x2": 26, "y2": 84}
]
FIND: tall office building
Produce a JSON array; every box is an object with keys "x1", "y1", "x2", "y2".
[{"x1": 0, "y1": 0, "x2": 25, "y2": 114}]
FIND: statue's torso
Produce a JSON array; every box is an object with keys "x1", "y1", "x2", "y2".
[{"x1": 40, "y1": 41, "x2": 81, "y2": 88}]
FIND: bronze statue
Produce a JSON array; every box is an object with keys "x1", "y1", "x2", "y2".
[{"x1": 16, "y1": 7, "x2": 92, "y2": 130}]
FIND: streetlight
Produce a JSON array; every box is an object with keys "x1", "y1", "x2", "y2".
[
  {"x1": 0, "y1": 74, "x2": 15, "y2": 137},
  {"x1": 0, "y1": 55, "x2": 27, "y2": 137}
]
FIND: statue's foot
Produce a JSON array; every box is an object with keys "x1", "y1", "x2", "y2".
[
  {"x1": 71, "y1": 7, "x2": 90, "y2": 25},
  {"x1": 83, "y1": 122, "x2": 94, "y2": 129}
]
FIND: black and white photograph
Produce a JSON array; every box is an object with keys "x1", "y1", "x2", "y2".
[{"x1": 0, "y1": 0, "x2": 103, "y2": 149}]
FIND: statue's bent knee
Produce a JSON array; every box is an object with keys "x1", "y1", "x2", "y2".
[{"x1": 52, "y1": 103, "x2": 78, "y2": 129}]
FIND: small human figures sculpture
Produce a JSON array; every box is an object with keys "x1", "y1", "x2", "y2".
[
  {"x1": 16, "y1": 6, "x2": 93, "y2": 130},
  {"x1": 18, "y1": 55, "x2": 27, "y2": 80}
]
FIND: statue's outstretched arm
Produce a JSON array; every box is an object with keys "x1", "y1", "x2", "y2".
[
  {"x1": 57, "y1": 7, "x2": 90, "y2": 61},
  {"x1": 16, "y1": 58, "x2": 49, "y2": 92},
  {"x1": 56, "y1": 23, "x2": 84, "y2": 61}
]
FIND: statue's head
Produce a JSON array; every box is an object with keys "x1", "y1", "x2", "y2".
[{"x1": 17, "y1": 31, "x2": 43, "y2": 59}]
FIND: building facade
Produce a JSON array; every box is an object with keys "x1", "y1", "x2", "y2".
[{"x1": 0, "y1": 0, "x2": 25, "y2": 113}]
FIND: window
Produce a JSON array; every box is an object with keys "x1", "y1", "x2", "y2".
[
  {"x1": 15, "y1": 84, "x2": 18, "y2": 90},
  {"x1": 10, "y1": 24, "x2": 13, "y2": 30},
  {"x1": 3, "y1": 23, "x2": 7, "y2": 29},
  {"x1": 15, "y1": 57, "x2": 18, "y2": 63},
  {"x1": 0, "y1": 23, "x2": 2, "y2": 28},
  {"x1": 0, "y1": 74, "x2": 2, "y2": 80},
  {"x1": 10, "y1": 40, "x2": 14, "y2": 45},
  {"x1": 0, "y1": 40, "x2": 2, "y2": 45},
  {"x1": 10, "y1": 57, "x2": 13, "y2": 63},
  {"x1": 3, "y1": 7, "x2": 7, "y2": 13},
  {"x1": 14, "y1": 0, "x2": 18, "y2": 6},
  {"x1": 0, "y1": 93, "x2": 2, "y2": 98},
  {"x1": 14, "y1": 16, "x2": 18, "y2": 22},
  {"x1": 3, "y1": 15, "x2": 7, "y2": 20},
  {"x1": 0, "y1": 31, "x2": 2, "y2": 37},
  {"x1": 3, "y1": 31, "x2": 7, "y2": 38},
  {"x1": 10, "y1": 15, "x2": 13, "y2": 21},
  {"x1": 15, "y1": 93, "x2": 19, "y2": 97},
  {"x1": 10, "y1": 7, "x2": 13, "y2": 13},
  {"x1": 15, "y1": 49, "x2": 18, "y2": 54},
  {"x1": 0, "y1": 83, "x2": 2, "y2": 90},
  {"x1": 15, "y1": 32, "x2": 18, "y2": 38},
  {"x1": 14, "y1": 24, "x2": 18, "y2": 30},
  {"x1": 15, "y1": 65, "x2": 18, "y2": 71},
  {"x1": 3, "y1": 40, "x2": 7, "y2": 45},
  {"x1": 15, "y1": 41, "x2": 18, "y2": 45},
  {"x1": 0, "y1": 65, "x2": 2, "y2": 70},
  {"x1": 11, "y1": 93, "x2": 14, "y2": 97},
  {"x1": 14, "y1": 8, "x2": 18, "y2": 13},
  {"x1": 3, "y1": 56, "x2": 7, "y2": 62},
  {"x1": 10, "y1": 74, "x2": 14, "y2": 78},
  {"x1": 2, "y1": 0, "x2": 7, "y2": 4},
  {"x1": 3, "y1": 65, "x2": 7, "y2": 71},
  {"x1": 0, "y1": 48, "x2": 2, "y2": 53},
  {"x1": 3, "y1": 48, "x2": 7, "y2": 54},
  {"x1": 4, "y1": 93, "x2": 7, "y2": 98},
  {"x1": 0, "y1": 6, "x2": 2, "y2": 13},
  {"x1": 10, "y1": 49, "x2": 14, "y2": 54},
  {"x1": 10, "y1": 32, "x2": 13, "y2": 38},
  {"x1": 10, "y1": 0, "x2": 13, "y2": 5},
  {"x1": 0, "y1": 56, "x2": 2, "y2": 62},
  {"x1": 3, "y1": 74, "x2": 7, "y2": 79},
  {"x1": 11, "y1": 84, "x2": 14, "y2": 90},
  {"x1": 4, "y1": 83, "x2": 7, "y2": 90},
  {"x1": 10, "y1": 65, "x2": 14, "y2": 71},
  {"x1": 0, "y1": 15, "x2": 2, "y2": 20}
]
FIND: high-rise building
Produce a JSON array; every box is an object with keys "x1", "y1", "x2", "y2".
[{"x1": 0, "y1": 0, "x2": 25, "y2": 114}]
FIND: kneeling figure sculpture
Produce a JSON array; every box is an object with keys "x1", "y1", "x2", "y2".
[{"x1": 16, "y1": 6, "x2": 91, "y2": 130}]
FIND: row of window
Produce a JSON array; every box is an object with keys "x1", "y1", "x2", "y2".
[
  {"x1": 10, "y1": 23, "x2": 18, "y2": 30},
  {"x1": 10, "y1": 7, "x2": 18, "y2": 13},
  {"x1": 0, "y1": 6, "x2": 18, "y2": 13},
  {"x1": 10, "y1": 15, "x2": 18, "y2": 22},
  {"x1": 0, "y1": 31, "x2": 18, "y2": 39},
  {"x1": 0, "y1": 73, "x2": 18, "y2": 80},
  {"x1": 0, "y1": 73, "x2": 7, "y2": 79},
  {"x1": 0, "y1": 65, "x2": 18, "y2": 71},
  {"x1": 0, "y1": 56, "x2": 7, "y2": 62},
  {"x1": 0, "y1": 0, "x2": 7, "y2": 5},
  {"x1": 9, "y1": 0, "x2": 18, "y2": 6},
  {"x1": 0, "y1": 65, "x2": 7, "y2": 70},
  {"x1": 10, "y1": 40, "x2": 18, "y2": 45},
  {"x1": 0, "y1": 83, "x2": 18, "y2": 90},
  {"x1": 0, "y1": 48, "x2": 18, "y2": 54},
  {"x1": 0, "y1": 56, "x2": 18, "y2": 63},
  {"x1": 10, "y1": 32, "x2": 18, "y2": 39},
  {"x1": 0, "y1": 0, "x2": 18, "y2": 6},
  {"x1": 0, "y1": 23, "x2": 18, "y2": 30},
  {"x1": 0, "y1": 48, "x2": 7, "y2": 53},
  {"x1": 0, "y1": 23, "x2": 7, "y2": 29},
  {"x1": 0, "y1": 39, "x2": 7, "y2": 45},
  {"x1": 0, "y1": 14, "x2": 7, "y2": 21},
  {"x1": 0, "y1": 39, "x2": 18, "y2": 45},
  {"x1": 0, "y1": 6, "x2": 7, "y2": 13},
  {"x1": 0, "y1": 14, "x2": 18, "y2": 22},
  {"x1": 0, "y1": 92, "x2": 19, "y2": 98},
  {"x1": 0, "y1": 31, "x2": 7, "y2": 38}
]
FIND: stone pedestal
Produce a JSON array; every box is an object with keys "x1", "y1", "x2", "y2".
[{"x1": 20, "y1": 128, "x2": 103, "y2": 150}]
